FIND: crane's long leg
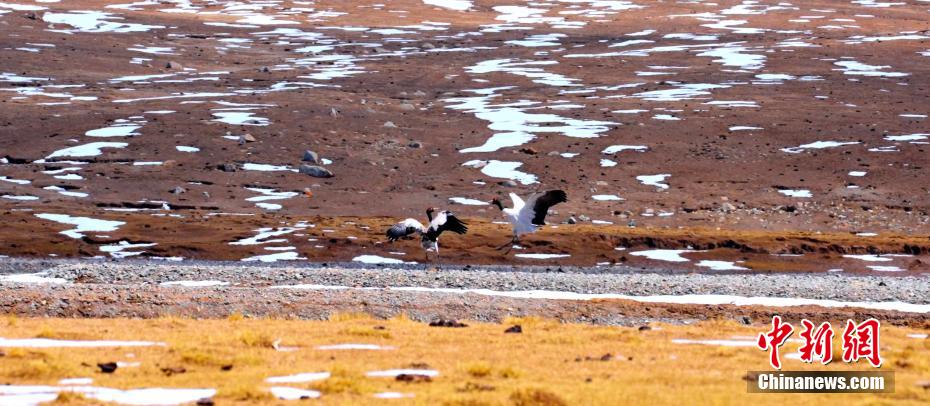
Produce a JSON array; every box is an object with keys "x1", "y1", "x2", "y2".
[
  {"x1": 500, "y1": 235, "x2": 518, "y2": 254},
  {"x1": 497, "y1": 235, "x2": 517, "y2": 250}
]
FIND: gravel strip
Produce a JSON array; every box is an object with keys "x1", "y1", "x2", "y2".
[{"x1": 2, "y1": 258, "x2": 928, "y2": 304}]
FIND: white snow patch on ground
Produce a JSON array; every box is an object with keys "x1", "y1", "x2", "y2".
[
  {"x1": 34, "y1": 213, "x2": 125, "y2": 239},
  {"x1": 266, "y1": 372, "x2": 331, "y2": 384},
  {"x1": 630, "y1": 249, "x2": 695, "y2": 262}
]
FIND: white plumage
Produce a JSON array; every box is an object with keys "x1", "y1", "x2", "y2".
[{"x1": 491, "y1": 190, "x2": 567, "y2": 250}]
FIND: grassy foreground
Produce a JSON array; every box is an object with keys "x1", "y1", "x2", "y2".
[{"x1": 0, "y1": 315, "x2": 928, "y2": 405}]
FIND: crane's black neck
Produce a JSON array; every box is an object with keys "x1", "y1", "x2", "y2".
[
  {"x1": 492, "y1": 200, "x2": 504, "y2": 211},
  {"x1": 425, "y1": 209, "x2": 434, "y2": 222}
]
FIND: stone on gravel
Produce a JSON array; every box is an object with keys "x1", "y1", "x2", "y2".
[
  {"x1": 498, "y1": 180, "x2": 518, "y2": 188},
  {"x1": 396, "y1": 374, "x2": 432, "y2": 383},
  {"x1": 429, "y1": 319, "x2": 467, "y2": 328},
  {"x1": 302, "y1": 150, "x2": 320, "y2": 164},
  {"x1": 98, "y1": 362, "x2": 118, "y2": 373},
  {"x1": 504, "y1": 325, "x2": 522, "y2": 334},
  {"x1": 219, "y1": 163, "x2": 238, "y2": 172},
  {"x1": 169, "y1": 186, "x2": 186, "y2": 195},
  {"x1": 299, "y1": 165, "x2": 333, "y2": 178},
  {"x1": 383, "y1": 121, "x2": 397, "y2": 128}
]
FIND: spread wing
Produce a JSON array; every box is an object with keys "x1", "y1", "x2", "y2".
[
  {"x1": 508, "y1": 192, "x2": 526, "y2": 212},
  {"x1": 519, "y1": 190, "x2": 567, "y2": 226},
  {"x1": 423, "y1": 210, "x2": 468, "y2": 241},
  {"x1": 386, "y1": 218, "x2": 425, "y2": 241}
]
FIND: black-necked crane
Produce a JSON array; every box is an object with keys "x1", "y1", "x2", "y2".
[
  {"x1": 385, "y1": 207, "x2": 468, "y2": 261},
  {"x1": 490, "y1": 190, "x2": 567, "y2": 252}
]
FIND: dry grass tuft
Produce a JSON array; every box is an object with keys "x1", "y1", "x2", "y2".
[
  {"x1": 465, "y1": 362, "x2": 492, "y2": 378},
  {"x1": 7, "y1": 359, "x2": 77, "y2": 379},
  {"x1": 339, "y1": 326, "x2": 392, "y2": 339},
  {"x1": 49, "y1": 391, "x2": 99, "y2": 405},
  {"x1": 310, "y1": 366, "x2": 371, "y2": 395},
  {"x1": 217, "y1": 383, "x2": 274, "y2": 401},
  {"x1": 328, "y1": 312, "x2": 372, "y2": 322},
  {"x1": 238, "y1": 330, "x2": 275, "y2": 348},
  {"x1": 509, "y1": 388, "x2": 567, "y2": 406}
]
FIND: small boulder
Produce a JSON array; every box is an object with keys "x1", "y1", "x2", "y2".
[
  {"x1": 169, "y1": 186, "x2": 186, "y2": 195},
  {"x1": 504, "y1": 325, "x2": 523, "y2": 334},
  {"x1": 299, "y1": 165, "x2": 333, "y2": 178},
  {"x1": 383, "y1": 121, "x2": 398, "y2": 128},
  {"x1": 165, "y1": 61, "x2": 183, "y2": 70},
  {"x1": 302, "y1": 150, "x2": 320, "y2": 164},
  {"x1": 240, "y1": 133, "x2": 256, "y2": 143},
  {"x1": 429, "y1": 319, "x2": 467, "y2": 328},
  {"x1": 398, "y1": 103, "x2": 416, "y2": 111},
  {"x1": 498, "y1": 180, "x2": 518, "y2": 188},
  {"x1": 219, "y1": 163, "x2": 238, "y2": 172},
  {"x1": 97, "y1": 362, "x2": 118, "y2": 373},
  {"x1": 407, "y1": 141, "x2": 422, "y2": 149}
]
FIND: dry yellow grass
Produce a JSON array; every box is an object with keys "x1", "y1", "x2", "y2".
[{"x1": 0, "y1": 314, "x2": 928, "y2": 405}]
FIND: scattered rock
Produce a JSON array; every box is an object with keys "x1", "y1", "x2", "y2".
[
  {"x1": 498, "y1": 180, "x2": 518, "y2": 188},
  {"x1": 240, "y1": 133, "x2": 256, "y2": 143},
  {"x1": 165, "y1": 61, "x2": 183, "y2": 70},
  {"x1": 739, "y1": 316, "x2": 752, "y2": 325},
  {"x1": 221, "y1": 365, "x2": 234, "y2": 371},
  {"x1": 396, "y1": 374, "x2": 432, "y2": 383},
  {"x1": 329, "y1": 108, "x2": 340, "y2": 117},
  {"x1": 421, "y1": 42, "x2": 435, "y2": 49},
  {"x1": 97, "y1": 362, "x2": 118, "y2": 373},
  {"x1": 638, "y1": 325, "x2": 651, "y2": 331},
  {"x1": 412, "y1": 90, "x2": 426, "y2": 97},
  {"x1": 383, "y1": 121, "x2": 398, "y2": 128},
  {"x1": 398, "y1": 103, "x2": 416, "y2": 111},
  {"x1": 457, "y1": 382, "x2": 495, "y2": 392},
  {"x1": 408, "y1": 141, "x2": 422, "y2": 149},
  {"x1": 302, "y1": 150, "x2": 320, "y2": 164},
  {"x1": 519, "y1": 147, "x2": 538, "y2": 155},
  {"x1": 721, "y1": 202, "x2": 737, "y2": 213},
  {"x1": 567, "y1": 216, "x2": 577, "y2": 224},
  {"x1": 169, "y1": 187, "x2": 186, "y2": 195},
  {"x1": 504, "y1": 325, "x2": 522, "y2": 334},
  {"x1": 161, "y1": 366, "x2": 187, "y2": 376},
  {"x1": 429, "y1": 319, "x2": 467, "y2": 328},
  {"x1": 299, "y1": 165, "x2": 333, "y2": 178},
  {"x1": 219, "y1": 163, "x2": 238, "y2": 172},
  {"x1": 196, "y1": 398, "x2": 215, "y2": 406}
]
